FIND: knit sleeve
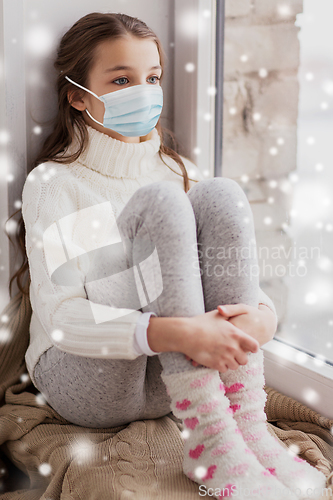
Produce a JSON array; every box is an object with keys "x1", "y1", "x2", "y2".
[{"x1": 22, "y1": 166, "x2": 146, "y2": 360}]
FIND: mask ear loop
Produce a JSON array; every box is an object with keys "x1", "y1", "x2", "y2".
[
  {"x1": 84, "y1": 109, "x2": 105, "y2": 127},
  {"x1": 65, "y1": 76, "x2": 100, "y2": 99},
  {"x1": 65, "y1": 76, "x2": 105, "y2": 127}
]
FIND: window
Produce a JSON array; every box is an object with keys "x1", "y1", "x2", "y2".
[{"x1": 262, "y1": 0, "x2": 333, "y2": 418}]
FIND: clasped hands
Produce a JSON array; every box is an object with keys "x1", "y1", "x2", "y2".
[{"x1": 185, "y1": 303, "x2": 277, "y2": 368}]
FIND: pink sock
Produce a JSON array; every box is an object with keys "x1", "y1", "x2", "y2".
[
  {"x1": 219, "y1": 349, "x2": 327, "y2": 499},
  {"x1": 161, "y1": 364, "x2": 300, "y2": 499}
]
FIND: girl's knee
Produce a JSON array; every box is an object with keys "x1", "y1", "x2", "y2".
[
  {"x1": 135, "y1": 180, "x2": 191, "y2": 213},
  {"x1": 137, "y1": 180, "x2": 184, "y2": 199},
  {"x1": 193, "y1": 176, "x2": 241, "y2": 192},
  {"x1": 188, "y1": 176, "x2": 247, "y2": 204}
]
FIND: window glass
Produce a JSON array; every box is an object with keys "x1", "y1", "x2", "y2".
[{"x1": 276, "y1": 0, "x2": 333, "y2": 364}]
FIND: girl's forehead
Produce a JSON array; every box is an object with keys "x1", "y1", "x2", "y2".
[{"x1": 93, "y1": 36, "x2": 160, "y2": 71}]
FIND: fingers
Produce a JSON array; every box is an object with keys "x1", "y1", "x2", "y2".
[
  {"x1": 222, "y1": 352, "x2": 249, "y2": 371},
  {"x1": 217, "y1": 305, "x2": 229, "y2": 317},
  {"x1": 225, "y1": 358, "x2": 241, "y2": 370},
  {"x1": 185, "y1": 355, "x2": 201, "y2": 367},
  {"x1": 230, "y1": 323, "x2": 259, "y2": 354},
  {"x1": 235, "y1": 351, "x2": 249, "y2": 366},
  {"x1": 217, "y1": 303, "x2": 249, "y2": 318},
  {"x1": 239, "y1": 333, "x2": 259, "y2": 353}
]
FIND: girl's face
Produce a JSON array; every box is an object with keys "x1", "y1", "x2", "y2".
[{"x1": 70, "y1": 35, "x2": 162, "y2": 144}]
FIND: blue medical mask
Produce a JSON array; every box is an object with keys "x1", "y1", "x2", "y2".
[{"x1": 65, "y1": 76, "x2": 163, "y2": 137}]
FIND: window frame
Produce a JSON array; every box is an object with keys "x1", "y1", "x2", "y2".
[
  {"x1": 262, "y1": 338, "x2": 333, "y2": 420},
  {"x1": 174, "y1": 0, "x2": 218, "y2": 178}
]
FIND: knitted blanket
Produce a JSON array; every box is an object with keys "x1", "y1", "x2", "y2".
[{"x1": 0, "y1": 286, "x2": 332, "y2": 499}]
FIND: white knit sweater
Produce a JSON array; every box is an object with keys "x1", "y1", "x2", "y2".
[{"x1": 22, "y1": 125, "x2": 277, "y2": 387}]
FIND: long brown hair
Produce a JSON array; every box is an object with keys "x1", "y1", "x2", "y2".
[{"x1": 5, "y1": 12, "x2": 198, "y2": 299}]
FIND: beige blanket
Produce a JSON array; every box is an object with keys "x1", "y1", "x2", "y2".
[{"x1": 0, "y1": 285, "x2": 332, "y2": 499}]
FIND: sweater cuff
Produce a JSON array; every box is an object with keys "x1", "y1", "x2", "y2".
[{"x1": 133, "y1": 312, "x2": 161, "y2": 356}]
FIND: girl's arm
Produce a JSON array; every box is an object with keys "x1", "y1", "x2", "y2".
[
  {"x1": 183, "y1": 302, "x2": 277, "y2": 368},
  {"x1": 217, "y1": 302, "x2": 277, "y2": 347},
  {"x1": 147, "y1": 309, "x2": 259, "y2": 372},
  {"x1": 183, "y1": 290, "x2": 278, "y2": 368},
  {"x1": 217, "y1": 286, "x2": 278, "y2": 346}
]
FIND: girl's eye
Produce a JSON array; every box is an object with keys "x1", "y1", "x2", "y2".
[
  {"x1": 148, "y1": 76, "x2": 161, "y2": 84},
  {"x1": 112, "y1": 76, "x2": 161, "y2": 85},
  {"x1": 113, "y1": 77, "x2": 129, "y2": 85}
]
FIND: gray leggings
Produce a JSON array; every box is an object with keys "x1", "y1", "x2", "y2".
[{"x1": 34, "y1": 178, "x2": 259, "y2": 428}]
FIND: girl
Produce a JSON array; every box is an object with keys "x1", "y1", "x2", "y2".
[{"x1": 13, "y1": 12, "x2": 325, "y2": 500}]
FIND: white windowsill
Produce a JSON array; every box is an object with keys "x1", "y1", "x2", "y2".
[{"x1": 262, "y1": 336, "x2": 333, "y2": 420}]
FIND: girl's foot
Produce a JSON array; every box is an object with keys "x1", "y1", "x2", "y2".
[
  {"x1": 159, "y1": 353, "x2": 299, "y2": 499},
  {"x1": 219, "y1": 349, "x2": 327, "y2": 499}
]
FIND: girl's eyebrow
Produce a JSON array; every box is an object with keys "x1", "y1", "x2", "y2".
[{"x1": 104, "y1": 65, "x2": 162, "y2": 73}]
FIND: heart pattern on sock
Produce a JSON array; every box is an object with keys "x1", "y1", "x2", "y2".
[
  {"x1": 189, "y1": 444, "x2": 205, "y2": 459},
  {"x1": 220, "y1": 484, "x2": 236, "y2": 497},
  {"x1": 202, "y1": 465, "x2": 217, "y2": 480},
  {"x1": 227, "y1": 463, "x2": 249, "y2": 476},
  {"x1": 211, "y1": 441, "x2": 234, "y2": 456},
  {"x1": 190, "y1": 373, "x2": 214, "y2": 388},
  {"x1": 184, "y1": 417, "x2": 199, "y2": 430},
  {"x1": 203, "y1": 420, "x2": 227, "y2": 436},
  {"x1": 229, "y1": 403, "x2": 241, "y2": 413},
  {"x1": 224, "y1": 382, "x2": 244, "y2": 394},
  {"x1": 198, "y1": 399, "x2": 220, "y2": 413},
  {"x1": 176, "y1": 399, "x2": 191, "y2": 411}
]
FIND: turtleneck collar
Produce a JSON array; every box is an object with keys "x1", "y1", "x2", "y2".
[{"x1": 68, "y1": 125, "x2": 161, "y2": 179}]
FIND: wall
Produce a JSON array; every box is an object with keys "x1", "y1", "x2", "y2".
[{"x1": 223, "y1": 0, "x2": 303, "y2": 324}]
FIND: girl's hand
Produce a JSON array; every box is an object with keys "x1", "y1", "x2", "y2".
[
  {"x1": 184, "y1": 304, "x2": 277, "y2": 368},
  {"x1": 217, "y1": 303, "x2": 277, "y2": 347},
  {"x1": 181, "y1": 309, "x2": 259, "y2": 372}
]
